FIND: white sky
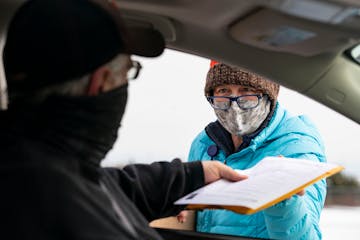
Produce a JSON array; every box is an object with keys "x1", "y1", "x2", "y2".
[{"x1": 103, "y1": 49, "x2": 360, "y2": 180}]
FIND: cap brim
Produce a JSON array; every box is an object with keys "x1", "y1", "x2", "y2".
[
  {"x1": 90, "y1": 0, "x2": 165, "y2": 58},
  {"x1": 125, "y1": 27, "x2": 165, "y2": 57}
]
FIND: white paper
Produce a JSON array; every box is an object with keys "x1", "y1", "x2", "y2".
[{"x1": 175, "y1": 157, "x2": 341, "y2": 210}]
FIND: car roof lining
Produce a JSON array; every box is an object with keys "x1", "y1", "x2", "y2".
[{"x1": 118, "y1": 0, "x2": 360, "y2": 124}]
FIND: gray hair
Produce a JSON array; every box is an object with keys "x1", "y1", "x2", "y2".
[{"x1": 31, "y1": 54, "x2": 131, "y2": 101}]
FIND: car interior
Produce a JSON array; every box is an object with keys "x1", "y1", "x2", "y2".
[
  {"x1": 117, "y1": 0, "x2": 360, "y2": 125},
  {"x1": 1, "y1": 0, "x2": 359, "y2": 239},
  {"x1": 2, "y1": 0, "x2": 360, "y2": 123}
]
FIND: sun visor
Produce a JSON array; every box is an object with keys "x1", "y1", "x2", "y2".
[
  {"x1": 90, "y1": 0, "x2": 166, "y2": 57},
  {"x1": 229, "y1": 8, "x2": 360, "y2": 57},
  {"x1": 0, "y1": 0, "x2": 26, "y2": 110}
]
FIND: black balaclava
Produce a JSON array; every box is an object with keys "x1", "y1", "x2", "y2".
[{"x1": 1, "y1": 84, "x2": 128, "y2": 165}]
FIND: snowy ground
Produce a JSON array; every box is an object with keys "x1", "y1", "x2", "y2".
[{"x1": 320, "y1": 206, "x2": 360, "y2": 240}]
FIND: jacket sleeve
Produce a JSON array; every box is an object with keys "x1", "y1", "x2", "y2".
[
  {"x1": 105, "y1": 159, "x2": 204, "y2": 221},
  {"x1": 263, "y1": 153, "x2": 326, "y2": 240}
]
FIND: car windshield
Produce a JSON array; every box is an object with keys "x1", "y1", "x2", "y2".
[{"x1": 102, "y1": 49, "x2": 360, "y2": 239}]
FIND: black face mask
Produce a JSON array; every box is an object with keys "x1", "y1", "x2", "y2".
[{"x1": 4, "y1": 84, "x2": 128, "y2": 163}]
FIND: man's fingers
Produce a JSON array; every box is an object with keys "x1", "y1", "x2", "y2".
[
  {"x1": 219, "y1": 164, "x2": 248, "y2": 182},
  {"x1": 202, "y1": 161, "x2": 247, "y2": 184}
]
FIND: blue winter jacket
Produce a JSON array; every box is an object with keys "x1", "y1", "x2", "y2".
[{"x1": 188, "y1": 103, "x2": 326, "y2": 240}]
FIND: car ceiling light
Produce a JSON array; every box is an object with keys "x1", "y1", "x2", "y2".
[
  {"x1": 348, "y1": 44, "x2": 360, "y2": 64},
  {"x1": 278, "y1": 0, "x2": 360, "y2": 25}
]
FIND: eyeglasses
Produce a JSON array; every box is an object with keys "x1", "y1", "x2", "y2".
[
  {"x1": 127, "y1": 60, "x2": 142, "y2": 80},
  {"x1": 207, "y1": 94, "x2": 262, "y2": 110}
]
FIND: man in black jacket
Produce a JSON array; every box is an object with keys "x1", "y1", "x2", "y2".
[{"x1": 0, "y1": 0, "x2": 246, "y2": 239}]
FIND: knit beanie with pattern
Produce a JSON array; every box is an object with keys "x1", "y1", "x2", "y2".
[{"x1": 205, "y1": 61, "x2": 280, "y2": 111}]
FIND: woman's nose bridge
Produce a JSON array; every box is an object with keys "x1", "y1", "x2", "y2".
[{"x1": 229, "y1": 85, "x2": 246, "y2": 96}]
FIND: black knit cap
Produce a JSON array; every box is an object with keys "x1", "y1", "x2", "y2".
[{"x1": 3, "y1": 0, "x2": 165, "y2": 93}]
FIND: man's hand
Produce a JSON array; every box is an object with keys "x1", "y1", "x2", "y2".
[
  {"x1": 177, "y1": 162, "x2": 246, "y2": 224},
  {"x1": 202, "y1": 161, "x2": 247, "y2": 184}
]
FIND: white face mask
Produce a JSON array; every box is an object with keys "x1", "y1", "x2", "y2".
[{"x1": 214, "y1": 96, "x2": 271, "y2": 136}]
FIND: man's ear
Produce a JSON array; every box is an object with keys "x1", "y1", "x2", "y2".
[{"x1": 87, "y1": 66, "x2": 110, "y2": 96}]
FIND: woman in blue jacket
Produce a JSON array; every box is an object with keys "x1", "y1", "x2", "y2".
[{"x1": 187, "y1": 61, "x2": 327, "y2": 240}]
